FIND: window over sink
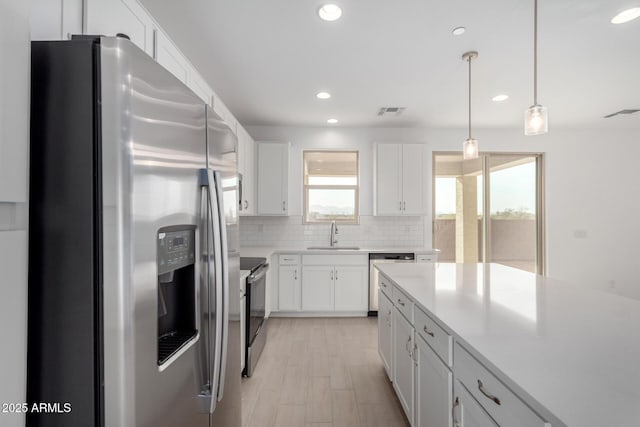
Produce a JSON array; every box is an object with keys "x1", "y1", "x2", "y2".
[{"x1": 303, "y1": 150, "x2": 359, "y2": 224}]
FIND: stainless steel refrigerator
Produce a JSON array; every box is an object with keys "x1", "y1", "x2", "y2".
[{"x1": 27, "y1": 36, "x2": 240, "y2": 427}]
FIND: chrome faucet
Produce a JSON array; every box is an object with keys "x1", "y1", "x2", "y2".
[{"x1": 330, "y1": 221, "x2": 339, "y2": 247}]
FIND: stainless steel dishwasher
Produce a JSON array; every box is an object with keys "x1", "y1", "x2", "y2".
[{"x1": 368, "y1": 253, "x2": 415, "y2": 315}]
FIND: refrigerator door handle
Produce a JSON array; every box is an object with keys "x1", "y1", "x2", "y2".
[
  {"x1": 212, "y1": 170, "x2": 230, "y2": 402},
  {"x1": 197, "y1": 168, "x2": 224, "y2": 414}
]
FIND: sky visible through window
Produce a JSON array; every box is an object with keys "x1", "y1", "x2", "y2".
[{"x1": 436, "y1": 162, "x2": 535, "y2": 216}]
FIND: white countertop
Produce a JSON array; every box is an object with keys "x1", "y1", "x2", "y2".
[
  {"x1": 240, "y1": 246, "x2": 439, "y2": 258},
  {"x1": 375, "y1": 262, "x2": 640, "y2": 427}
]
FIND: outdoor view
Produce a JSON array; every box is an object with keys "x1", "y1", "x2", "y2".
[
  {"x1": 434, "y1": 153, "x2": 539, "y2": 273},
  {"x1": 304, "y1": 151, "x2": 359, "y2": 223}
]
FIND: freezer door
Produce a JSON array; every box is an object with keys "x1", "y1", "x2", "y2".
[
  {"x1": 100, "y1": 37, "x2": 209, "y2": 427},
  {"x1": 207, "y1": 109, "x2": 242, "y2": 425}
]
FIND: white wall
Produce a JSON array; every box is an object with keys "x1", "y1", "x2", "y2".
[
  {"x1": 248, "y1": 125, "x2": 640, "y2": 300},
  {"x1": 0, "y1": 0, "x2": 30, "y2": 426}
]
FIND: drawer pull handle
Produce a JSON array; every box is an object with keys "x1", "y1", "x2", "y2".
[
  {"x1": 397, "y1": 299, "x2": 405, "y2": 306},
  {"x1": 423, "y1": 325, "x2": 435, "y2": 337},
  {"x1": 452, "y1": 397, "x2": 461, "y2": 427},
  {"x1": 381, "y1": 282, "x2": 387, "y2": 287},
  {"x1": 477, "y1": 380, "x2": 501, "y2": 405}
]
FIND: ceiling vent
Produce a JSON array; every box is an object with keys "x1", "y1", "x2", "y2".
[
  {"x1": 603, "y1": 109, "x2": 640, "y2": 118},
  {"x1": 378, "y1": 107, "x2": 406, "y2": 117}
]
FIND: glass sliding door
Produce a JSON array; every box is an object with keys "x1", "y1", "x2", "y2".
[
  {"x1": 433, "y1": 152, "x2": 544, "y2": 274},
  {"x1": 487, "y1": 155, "x2": 539, "y2": 273}
]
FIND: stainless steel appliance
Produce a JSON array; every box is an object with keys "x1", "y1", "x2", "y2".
[
  {"x1": 369, "y1": 253, "x2": 415, "y2": 315},
  {"x1": 27, "y1": 36, "x2": 240, "y2": 427},
  {"x1": 239, "y1": 257, "x2": 269, "y2": 377}
]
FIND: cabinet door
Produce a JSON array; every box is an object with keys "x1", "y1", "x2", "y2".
[
  {"x1": 454, "y1": 380, "x2": 498, "y2": 427},
  {"x1": 378, "y1": 290, "x2": 393, "y2": 379},
  {"x1": 243, "y1": 134, "x2": 256, "y2": 215},
  {"x1": 374, "y1": 143, "x2": 402, "y2": 215},
  {"x1": 257, "y1": 142, "x2": 289, "y2": 215},
  {"x1": 278, "y1": 265, "x2": 300, "y2": 311},
  {"x1": 334, "y1": 265, "x2": 367, "y2": 311},
  {"x1": 393, "y1": 308, "x2": 414, "y2": 425},
  {"x1": 85, "y1": 0, "x2": 155, "y2": 56},
  {"x1": 155, "y1": 29, "x2": 189, "y2": 84},
  {"x1": 401, "y1": 144, "x2": 426, "y2": 215},
  {"x1": 416, "y1": 336, "x2": 453, "y2": 427},
  {"x1": 301, "y1": 266, "x2": 334, "y2": 311}
]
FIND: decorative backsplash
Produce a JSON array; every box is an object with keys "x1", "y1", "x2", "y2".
[{"x1": 239, "y1": 215, "x2": 424, "y2": 248}]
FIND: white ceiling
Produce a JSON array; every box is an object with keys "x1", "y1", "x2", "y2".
[{"x1": 140, "y1": 0, "x2": 640, "y2": 129}]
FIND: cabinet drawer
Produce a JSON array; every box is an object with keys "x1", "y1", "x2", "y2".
[
  {"x1": 416, "y1": 254, "x2": 436, "y2": 263},
  {"x1": 454, "y1": 343, "x2": 549, "y2": 427},
  {"x1": 302, "y1": 254, "x2": 367, "y2": 266},
  {"x1": 279, "y1": 254, "x2": 300, "y2": 265},
  {"x1": 392, "y1": 285, "x2": 414, "y2": 323},
  {"x1": 415, "y1": 307, "x2": 452, "y2": 366},
  {"x1": 379, "y1": 273, "x2": 392, "y2": 299}
]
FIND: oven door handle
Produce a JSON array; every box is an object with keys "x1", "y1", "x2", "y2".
[
  {"x1": 251, "y1": 319, "x2": 266, "y2": 342},
  {"x1": 248, "y1": 264, "x2": 270, "y2": 284}
]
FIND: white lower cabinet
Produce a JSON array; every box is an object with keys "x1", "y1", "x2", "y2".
[
  {"x1": 393, "y1": 308, "x2": 415, "y2": 425},
  {"x1": 334, "y1": 266, "x2": 368, "y2": 311},
  {"x1": 415, "y1": 335, "x2": 453, "y2": 427},
  {"x1": 453, "y1": 380, "x2": 498, "y2": 427},
  {"x1": 378, "y1": 290, "x2": 393, "y2": 379},
  {"x1": 301, "y1": 266, "x2": 335, "y2": 311},
  {"x1": 278, "y1": 265, "x2": 300, "y2": 311}
]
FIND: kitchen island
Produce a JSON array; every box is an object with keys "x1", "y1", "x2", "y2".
[{"x1": 376, "y1": 262, "x2": 640, "y2": 427}]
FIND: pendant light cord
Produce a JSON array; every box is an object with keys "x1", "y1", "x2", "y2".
[
  {"x1": 468, "y1": 55, "x2": 472, "y2": 139},
  {"x1": 534, "y1": 0, "x2": 538, "y2": 105}
]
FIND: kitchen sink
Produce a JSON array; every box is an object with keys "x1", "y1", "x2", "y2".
[{"x1": 307, "y1": 246, "x2": 360, "y2": 250}]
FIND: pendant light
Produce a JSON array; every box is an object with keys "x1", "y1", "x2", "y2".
[
  {"x1": 524, "y1": 0, "x2": 548, "y2": 135},
  {"x1": 462, "y1": 51, "x2": 479, "y2": 160}
]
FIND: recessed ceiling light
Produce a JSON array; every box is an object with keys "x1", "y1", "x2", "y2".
[
  {"x1": 318, "y1": 4, "x2": 342, "y2": 21},
  {"x1": 316, "y1": 91, "x2": 331, "y2": 99},
  {"x1": 452, "y1": 26, "x2": 466, "y2": 36},
  {"x1": 327, "y1": 118, "x2": 338, "y2": 124},
  {"x1": 492, "y1": 94, "x2": 509, "y2": 102},
  {"x1": 611, "y1": 8, "x2": 640, "y2": 24}
]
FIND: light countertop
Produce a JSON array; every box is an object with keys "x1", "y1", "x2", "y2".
[
  {"x1": 375, "y1": 262, "x2": 640, "y2": 427},
  {"x1": 240, "y1": 246, "x2": 439, "y2": 258}
]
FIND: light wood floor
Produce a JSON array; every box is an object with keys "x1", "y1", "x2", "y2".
[{"x1": 241, "y1": 317, "x2": 409, "y2": 427}]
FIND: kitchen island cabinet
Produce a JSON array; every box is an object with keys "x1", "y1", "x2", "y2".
[{"x1": 376, "y1": 262, "x2": 640, "y2": 427}]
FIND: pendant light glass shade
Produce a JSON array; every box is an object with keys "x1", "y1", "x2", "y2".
[
  {"x1": 524, "y1": 104, "x2": 548, "y2": 135},
  {"x1": 463, "y1": 138, "x2": 479, "y2": 160}
]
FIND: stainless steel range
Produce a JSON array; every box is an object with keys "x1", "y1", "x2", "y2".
[{"x1": 240, "y1": 257, "x2": 269, "y2": 377}]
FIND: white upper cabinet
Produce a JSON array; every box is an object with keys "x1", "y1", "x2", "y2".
[
  {"x1": 401, "y1": 144, "x2": 426, "y2": 215},
  {"x1": 238, "y1": 126, "x2": 257, "y2": 215},
  {"x1": 85, "y1": 0, "x2": 155, "y2": 56},
  {"x1": 257, "y1": 142, "x2": 289, "y2": 215},
  {"x1": 374, "y1": 143, "x2": 426, "y2": 216},
  {"x1": 154, "y1": 29, "x2": 189, "y2": 84}
]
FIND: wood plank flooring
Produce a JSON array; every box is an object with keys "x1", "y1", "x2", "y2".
[{"x1": 242, "y1": 317, "x2": 409, "y2": 427}]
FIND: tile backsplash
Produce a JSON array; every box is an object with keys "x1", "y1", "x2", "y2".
[{"x1": 240, "y1": 215, "x2": 424, "y2": 248}]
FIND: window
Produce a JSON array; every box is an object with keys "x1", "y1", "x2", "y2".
[{"x1": 303, "y1": 151, "x2": 359, "y2": 224}]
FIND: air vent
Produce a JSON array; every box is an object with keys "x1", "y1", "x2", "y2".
[
  {"x1": 603, "y1": 109, "x2": 640, "y2": 118},
  {"x1": 378, "y1": 107, "x2": 406, "y2": 117}
]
